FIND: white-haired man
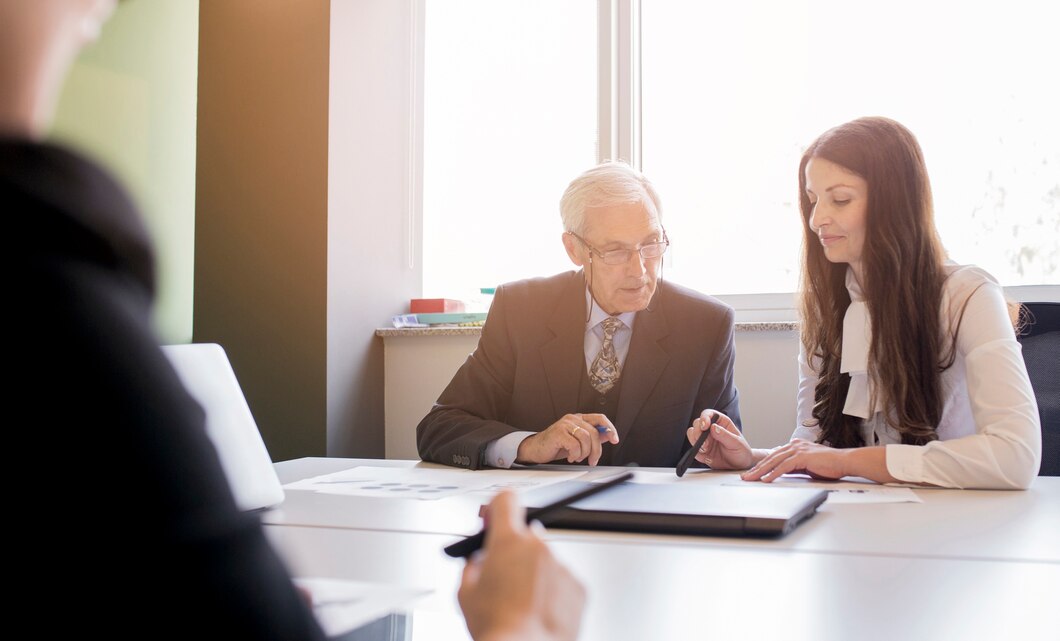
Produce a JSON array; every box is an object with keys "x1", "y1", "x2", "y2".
[{"x1": 418, "y1": 162, "x2": 742, "y2": 469}]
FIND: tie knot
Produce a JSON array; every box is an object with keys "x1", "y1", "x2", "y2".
[{"x1": 601, "y1": 316, "x2": 623, "y2": 339}]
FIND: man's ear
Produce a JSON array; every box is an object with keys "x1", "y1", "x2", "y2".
[{"x1": 562, "y1": 232, "x2": 585, "y2": 267}]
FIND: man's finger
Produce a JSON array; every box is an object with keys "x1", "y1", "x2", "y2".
[
  {"x1": 588, "y1": 426, "x2": 603, "y2": 465},
  {"x1": 580, "y1": 414, "x2": 619, "y2": 444},
  {"x1": 563, "y1": 426, "x2": 586, "y2": 461}
]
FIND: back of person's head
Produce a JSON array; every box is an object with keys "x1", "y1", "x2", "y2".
[
  {"x1": 559, "y1": 161, "x2": 662, "y2": 235},
  {"x1": 797, "y1": 117, "x2": 951, "y2": 448}
]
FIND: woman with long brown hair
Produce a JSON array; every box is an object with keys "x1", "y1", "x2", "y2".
[{"x1": 687, "y1": 117, "x2": 1041, "y2": 489}]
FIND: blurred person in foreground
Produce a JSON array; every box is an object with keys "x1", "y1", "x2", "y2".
[{"x1": 4, "y1": 1, "x2": 584, "y2": 638}]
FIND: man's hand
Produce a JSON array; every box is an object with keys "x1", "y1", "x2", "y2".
[
  {"x1": 458, "y1": 492, "x2": 585, "y2": 641},
  {"x1": 685, "y1": 409, "x2": 756, "y2": 470},
  {"x1": 516, "y1": 413, "x2": 620, "y2": 466}
]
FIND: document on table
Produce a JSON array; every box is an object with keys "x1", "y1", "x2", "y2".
[
  {"x1": 607, "y1": 469, "x2": 709, "y2": 484},
  {"x1": 283, "y1": 465, "x2": 586, "y2": 500},
  {"x1": 723, "y1": 476, "x2": 923, "y2": 504},
  {"x1": 293, "y1": 577, "x2": 430, "y2": 638},
  {"x1": 582, "y1": 470, "x2": 920, "y2": 503}
]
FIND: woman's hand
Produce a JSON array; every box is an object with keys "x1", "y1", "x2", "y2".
[
  {"x1": 685, "y1": 410, "x2": 756, "y2": 470},
  {"x1": 740, "y1": 439, "x2": 847, "y2": 482}
]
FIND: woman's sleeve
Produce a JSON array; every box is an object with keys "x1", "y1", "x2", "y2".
[
  {"x1": 791, "y1": 343, "x2": 823, "y2": 442},
  {"x1": 885, "y1": 271, "x2": 1042, "y2": 489}
]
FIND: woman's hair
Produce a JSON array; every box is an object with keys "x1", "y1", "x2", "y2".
[
  {"x1": 559, "y1": 161, "x2": 662, "y2": 236},
  {"x1": 798, "y1": 117, "x2": 951, "y2": 447}
]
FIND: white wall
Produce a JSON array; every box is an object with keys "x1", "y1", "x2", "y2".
[
  {"x1": 328, "y1": 0, "x2": 423, "y2": 457},
  {"x1": 383, "y1": 328, "x2": 800, "y2": 460},
  {"x1": 731, "y1": 328, "x2": 801, "y2": 447}
]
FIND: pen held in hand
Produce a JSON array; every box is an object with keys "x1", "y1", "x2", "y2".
[
  {"x1": 676, "y1": 412, "x2": 714, "y2": 478},
  {"x1": 443, "y1": 471, "x2": 635, "y2": 559}
]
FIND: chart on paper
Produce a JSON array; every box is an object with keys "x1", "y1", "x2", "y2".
[{"x1": 283, "y1": 465, "x2": 587, "y2": 500}]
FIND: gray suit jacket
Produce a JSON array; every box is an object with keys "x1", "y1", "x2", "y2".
[{"x1": 416, "y1": 270, "x2": 741, "y2": 469}]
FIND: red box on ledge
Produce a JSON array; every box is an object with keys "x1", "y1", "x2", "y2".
[{"x1": 409, "y1": 298, "x2": 466, "y2": 313}]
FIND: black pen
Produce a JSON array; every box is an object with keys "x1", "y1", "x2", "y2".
[
  {"x1": 676, "y1": 411, "x2": 714, "y2": 477},
  {"x1": 443, "y1": 471, "x2": 635, "y2": 558}
]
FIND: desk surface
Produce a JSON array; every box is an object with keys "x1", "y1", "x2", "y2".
[
  {"x1": 264, "y1": 458, "x2": 1060, "y2": 641},
  {"x1": 267, "y1": 457, "x2": 1060, "y2": 565},
  {"x1": 269, "y1": 524, "x2": 1059, "y2": 641}
]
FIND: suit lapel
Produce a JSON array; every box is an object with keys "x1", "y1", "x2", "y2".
[
  {"x1": 614, "y1": 288, "x2": 671, "y2": 445},
  {"x1": 539, "y1": 272, "x2": 588, "y2": 420}
]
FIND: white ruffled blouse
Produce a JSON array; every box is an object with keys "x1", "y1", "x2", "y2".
[{"x1": 793, "y1": 263, "x2": 1042, "y2": 489}]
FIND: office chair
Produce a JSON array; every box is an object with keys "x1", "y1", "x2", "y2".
[{"x1": 1018, "y1": 302, "x2": 1059, "y2": 476}]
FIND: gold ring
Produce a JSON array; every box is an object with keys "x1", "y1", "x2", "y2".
[{"x1": 569, "y1": 425, "x2": 580, "y2": 436}]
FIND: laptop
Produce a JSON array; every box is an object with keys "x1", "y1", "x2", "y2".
[
  {"x1": 161, "y1": 343, "x2": 286, "y2": 512},
  {"x1": 519, "y1": 479, "x2": 828, "y2": 538}
]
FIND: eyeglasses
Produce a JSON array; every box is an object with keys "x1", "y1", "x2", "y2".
[{"x1": 567, "y1": 231, "x2": 670, "y2": 266}]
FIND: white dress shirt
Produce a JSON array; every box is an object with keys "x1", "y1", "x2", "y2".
[
  {"x1": 793, "y1": 262, "x2": 1042, "y2": 489},
  {"x1": 484, "y1": 288, "x2": 636, "y2": 468}
]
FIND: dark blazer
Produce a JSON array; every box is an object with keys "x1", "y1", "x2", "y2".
[
  {"x1": 7, "y1": 140, "x2": 325, "y2": 640},
  {"x1": 417, "y1": 270, "x2": 741, "y2": 469}
]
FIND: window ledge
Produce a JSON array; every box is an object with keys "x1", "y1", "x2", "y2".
[
  {"x1": 376, "y1": 284, "x2": 1056, "y2": 337},
  {"x1": 376, "y1": 320, "x2": 797, "y2": 338}
]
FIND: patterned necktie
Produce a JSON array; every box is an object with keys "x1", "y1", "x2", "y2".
[{"x1": 589, "y1": 316, "x2": 623, "y2": 394}]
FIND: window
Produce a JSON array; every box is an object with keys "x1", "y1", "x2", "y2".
[
  {"x1": 422, "y1": 1, "x2": 1059, "y2": 306},
  {"x1": 642, "y1": 0, "x2": 1060, "y2": 295},
  {"x1": 422, "y1": 0, "x2": 598, "y2": 300}
]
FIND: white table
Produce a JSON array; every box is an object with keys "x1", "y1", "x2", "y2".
[{"x1": 264, "y1": 458, "x2": 1060, "y2": 641}]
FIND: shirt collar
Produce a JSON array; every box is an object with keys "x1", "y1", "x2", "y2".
[{"x1": 584, "y1": 286, "x2": 637, "y2": 331}]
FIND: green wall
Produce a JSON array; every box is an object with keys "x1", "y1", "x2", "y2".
[{"x1": 50, "y1": 1, "x2": 200, "y2": 343}]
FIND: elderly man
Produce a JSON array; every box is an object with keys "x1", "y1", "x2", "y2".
[{"x1": 417, "y1": 162, "x2": 741, "y2": 469}]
